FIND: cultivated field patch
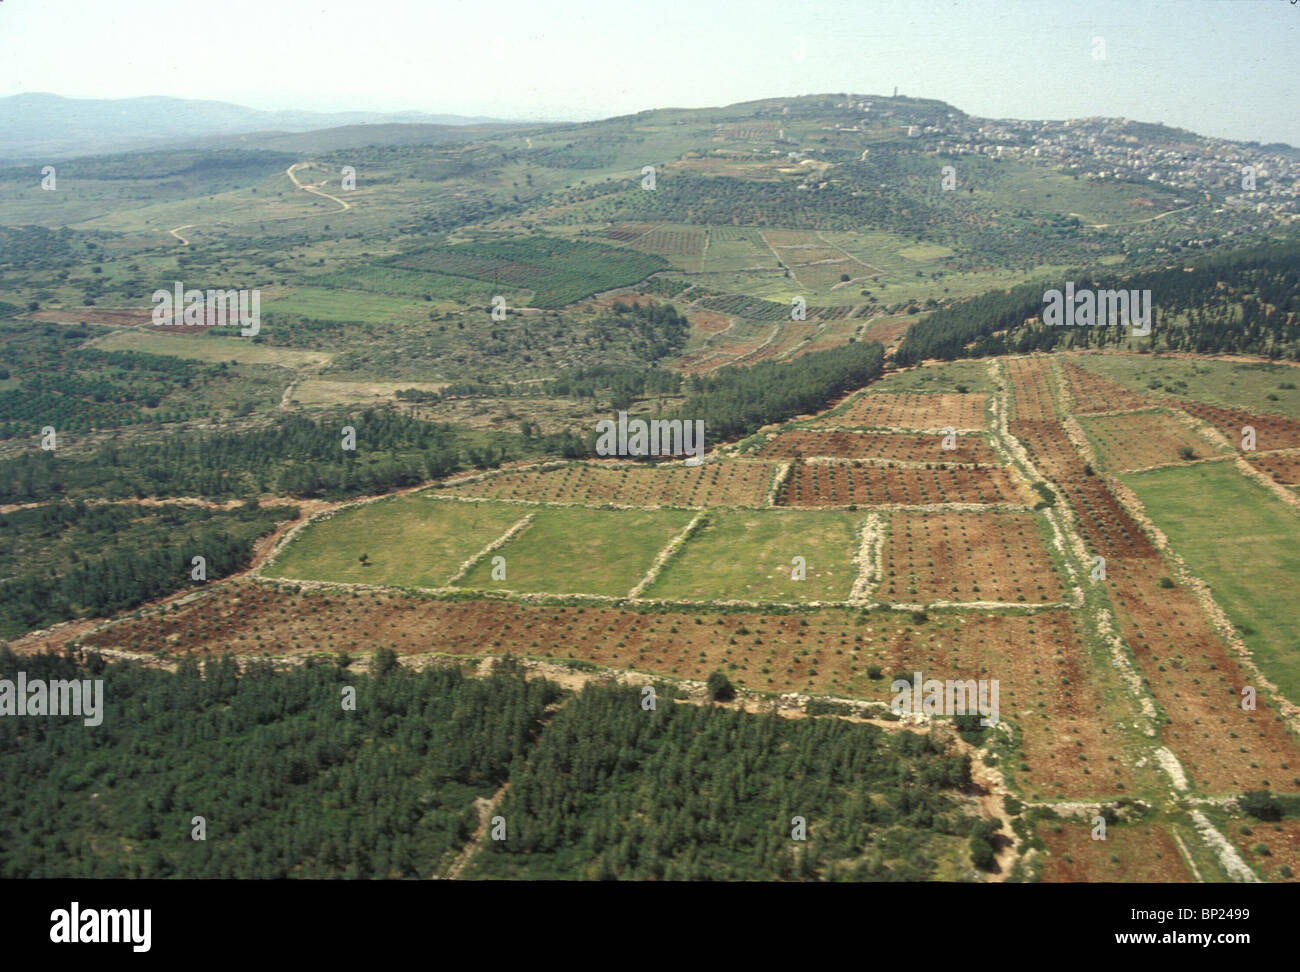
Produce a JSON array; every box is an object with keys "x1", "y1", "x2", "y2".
[
  {"x1": 756, "y1": 429, "x2": 997, "y2": 463},
  {"x1": 1248, "y1": 449, "x2": 1300, "y2": 488},
  {"x1": 1105, "y1": 554, "x2": 1300, "y2": 794},
  {"x1": 1037, "y1": 822, "x2": 1195, "y2": 882},
  {"x1": 443, "y1": 460, "x2": 777, "y2": 508},
  {"x1": 1081, "y1": 410, "x2": 1230, "y2": 472},
  {"x1": 1060, "y1": 359, "x2": 1153, "y2": 414},
  {"x1": 817, "y1": 392, "x2": 989, "y2": 430},
  {"x1": 879, "y1": 511, "x2": 1068, "y2": 604},
  {"x1": 1221, "y1": 817, "x2": 1300, "y2": 882},
  {"x1": 1175, "y1": 400, "x2": 1300, "y2": 453},
  {"x1": 1122, "y1": 461, "x2": 1300, "y2": 710},
  {"x1": 777, "y1": 460, "x2": 1022, "y2": 507}
]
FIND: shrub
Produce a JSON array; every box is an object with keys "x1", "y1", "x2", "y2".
[
  {"x1": 1240, "y1": 789, "x2": 1283, "y2": 821},
  {"x1": 706, "y1": 669, "x2": 735, "y2": 702}
]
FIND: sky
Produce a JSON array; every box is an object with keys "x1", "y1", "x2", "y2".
[{"x1": 1, "y1": 0, "x2": 1297, "y2": 145}]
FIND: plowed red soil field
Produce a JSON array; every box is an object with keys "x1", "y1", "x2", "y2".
[
  {"x1": 78, "y1": 586, "x2": 1122, "y2": 798},
  {"x1": 880, "y1": 511, "x2": 1068, "y2": 603},
  {"x1": 756, "y1": 429, "x2": 997, "y2": 463},
  {"x1": 444, "y1": 460, "x2": 775, "y2": 508},
  {"x1": 776, "y1": 460, "x2": 1022, "y2": 507},
  {"x1": 819, "y1": 392, "x2": 989, "y2": 430}
]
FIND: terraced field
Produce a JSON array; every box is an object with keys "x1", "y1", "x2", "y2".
[
  {"x1": 820, "y1": 392, "x2": 990, "y2": 430},
  {"x1": 777, "y1": 460, "x2": 1023, "y2": 507},
  {"x1": 1080, "y1": 410, "x2": 1230, "y2": 472},
  {"x1": 38, "y1": 348, "x2": 1299, "y2": 881},
  {"x1": 442, "y1": 460, "x2": 777, "y2": 508},
  {"x1": 755, "y1": 429, "x2": 997, "y2": 463}
]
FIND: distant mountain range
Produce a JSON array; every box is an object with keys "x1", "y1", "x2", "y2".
[{"x1": 0, "y1": 93, "x2": 513, "y2": 162}]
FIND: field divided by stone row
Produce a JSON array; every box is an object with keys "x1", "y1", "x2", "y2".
[
  {"x1": 1058, "y1": 359, "x2": 1154, "y2": 414},
  {"x1": 815, "y1": 391, "x2": 989, "y2": 430},
  {"x1": 1174, "y1": 399, "x2": 1300, "y2": 453},
  {"x1": 443, "y1": 460, "x2": 778, "y2": 508},
  {"x1": 1123, "y1": 460, "x2": 1300, "y2": 735},
  {"x1": 1079, "y1": 410, "x2": 1231, "y2": 473},
  {"x1": 643, "y1": 509, "x2": 871, "y2": 603},
  {"x1": 878, "y1": 511, "x2": 1069, "y2": 605},
  {"x1": 81, "y1": 585, "x2": 1131, "y2": 799},
  {"x1": 1248, "y1": 449, "x2": 1300, "y2": 488},
  {"x1": 457, "y1": 506, "x2": 695, "y2": 597},
  {"x1": 1007, "y1": 356, "x2": 1300, "y2": 794},
  {"x1": 777, "y1": 460, "x2": 1025, "y2": 507},
  {"x1": 755, "y1": 428, "x2": 998, "y2": 464},
  {"x1": 268, "y1": 496, "x2": 693, "y2": 598}
]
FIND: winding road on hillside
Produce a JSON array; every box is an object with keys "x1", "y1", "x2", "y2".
[{"x1": 165, "y1": 163, "x2": 351, "y2": 246}]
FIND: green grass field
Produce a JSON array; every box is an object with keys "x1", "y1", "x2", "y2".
[
  {"x1": 1123, "y1": 461, "x2": 1300, "y2": 705},
  {"x1": 92, "y1": 328, "x2": 332, "y2": 367},
  {"x1": 261, "y1": 286, "x2": 434, "y2": 324},
  {"x1": 458, "y1": 506, "x2": 694, "y2": 596},
  {"x1": 647, "y1": 509, "x2": 869, "y2": 602},
  {"x1": 264, "y1": 495, "x2": 525, "y2": 588},
  {"x1": 868, "y1": 359, "x2": 996, "y2": 394}
]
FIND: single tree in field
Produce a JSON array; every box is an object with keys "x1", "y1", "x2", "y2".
[
  {"x1": 358, "y1": 553, "x2": 370, "y2": 566},
  {"x1": 707, "y1": 669, "x2": 735, "y2": 702}
]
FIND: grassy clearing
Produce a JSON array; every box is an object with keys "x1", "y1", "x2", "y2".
[
  {"x1": 458, "y1": 506, "x2": 694, "y2": 596},
  {"x1": 647, "y1": 509, "x2": 869, "y2": 602},
  {"x1": 868, "y1": 360, "x2": 996, "y2": 394},
  {"x1": 264, "y1": 495, "x2": 524, "y2": 588},
  {"x1": 92, "y1": 329, "x2": 331, "y2": 368},
  {"x1": 1074, "y1": 354, "x2": 1300, "y2": 421},
  {"x1": 262, "y1": 287, "x2": 433, "y2": 324},
  {"x1": 1123, "y1": 461, "x2": 1300, "y2": 705},
  {"x1": 289, "y1": 379, "x2": 448, "y2": 406}
]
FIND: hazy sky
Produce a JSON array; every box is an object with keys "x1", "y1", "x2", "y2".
[{"x1": 1, "y1": 0, "x2": 1297, "y2": 144}]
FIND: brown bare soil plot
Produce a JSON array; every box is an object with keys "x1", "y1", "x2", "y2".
[
  {"x1": 1247, "y1": 449, "x2": 1300, "y2": 487},
  {"x1": 1007, "y1": 370, "x2": 1155, "y2": 559},
  {"x1": 689, "y1": 310, "x2": 731, "y2": 335},
  {"x1": 1060, "y1": 360, "x2": 1153, "y2": 414},
  {"x1": 859, "y1": 316, "x2": 912, "y2": 349},
  {"x1": 1105, "y1": 555, "x2": 1300, "y2": 793},
  {"x1": 1038, "y1": 823, "x2": 1194, "y2": 882},
  {"x1": 31, "y1": 309, "x2": 154, "y2": 327},
  {"x1": 776, "y1": 460, "x2": 1022, "y2": 507},
  {"x1": 77, "y1": 585, "x2": 1118, "y2": 796},
  {"x1": 880, "y1": 512, "x2": 1067, "y2": 603},
  {"x1": 444, "y1": 460, "x2": 775, "y2": 508},
  {"x1": 821, "y1": 392, "x2": 989, "y2": 430},
  {"x1": 756, "y1": 429, "x2": 997, "y2": 464},
  {"x1": 1083, "y1": 411, "x2": 1226, "y2": 472},
  {"x1": 1223, "y1": 817, "x2": 1300, "y2": 882},
  {"x1": 1005, "y1": 358, "x2": 1058, "y2": 422},
  {"x1": 875, "y1": 610, "x2": 1135, "y2": 798},
  {"x1": 1175, "y1": 400, "x2": 1300, "y2": 452}
]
